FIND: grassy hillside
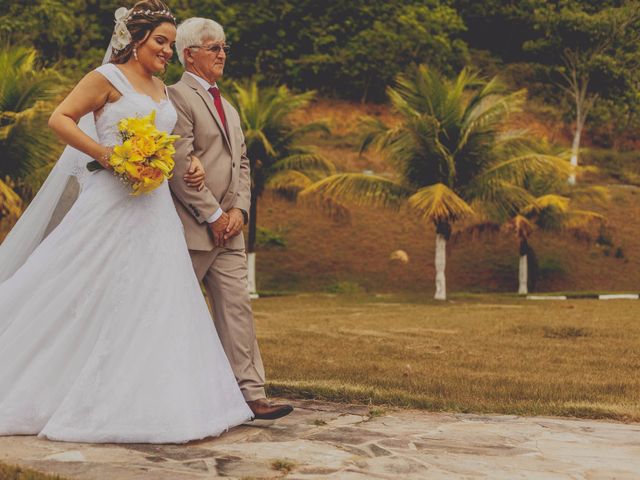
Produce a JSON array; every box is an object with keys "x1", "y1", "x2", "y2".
[{"x1": 255, "y1": 99, "x2": 640, "y2": 295}]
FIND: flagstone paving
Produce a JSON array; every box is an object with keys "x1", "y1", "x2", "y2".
[{"x1": 1, "y1": 399, "x2": 639, "y2": 479}]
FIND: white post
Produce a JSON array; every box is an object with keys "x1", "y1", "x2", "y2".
[
  {"x1": 247, "y1": 252, "x2": 259, "y2": 299},
  {"x1": 434, "y1": 233, "x2": 447, "y2": 301},
  {"x1": 518, "y1": 254, "x2": 528, "y2": 295}
]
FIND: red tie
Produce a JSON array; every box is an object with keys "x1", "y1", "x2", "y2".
[{"x1": 208, "y1": 86, "x2": 228, "y2": 135}]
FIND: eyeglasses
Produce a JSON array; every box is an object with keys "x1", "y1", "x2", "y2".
[{"x1": 188, "y1": 43, "x2": 230, "y2": 55}]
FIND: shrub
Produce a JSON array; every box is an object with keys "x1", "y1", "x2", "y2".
[{"x1": 256, "y1": 226, "x2": 287, "y2": 248}]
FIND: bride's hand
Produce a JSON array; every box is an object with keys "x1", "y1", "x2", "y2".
[
  {"x1": 184, "y1": 155, "x2": 205, "y2": 191},
  {"x1": 96, "y1": 146, "x2": 114, "y2": 170}
]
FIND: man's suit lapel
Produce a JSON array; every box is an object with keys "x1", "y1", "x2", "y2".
[{"x1": 181, "y1": 73, "x2": 233, "y2": 154}]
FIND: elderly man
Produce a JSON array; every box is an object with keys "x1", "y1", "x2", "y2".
[{"x1": 168, "y1": 18, "x2": 292, "y2": 420}]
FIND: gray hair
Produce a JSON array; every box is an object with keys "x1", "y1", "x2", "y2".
[{"x1": 175, "y1": 17, "x2": 226, "y2": 66}]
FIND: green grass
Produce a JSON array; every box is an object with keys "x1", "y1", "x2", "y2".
[
  {"x1": 525, "y1": 291, "x2": 639, "y2": 297},
  {"x1": 0, "y1": 463, "x2": 66, "y2": 480},
  {"x1": 255, "y1": 293, "x2": 640, "y2": 421}
]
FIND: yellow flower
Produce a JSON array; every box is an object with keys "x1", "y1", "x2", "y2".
[
  {"x1": 131, "y1": 166, "x2": 164, "y2": 196},
  {"x1": 119, "y1": 110, "x2": 157, "y2": 139},
  {"x1": 131, "y1": 135, "x2": 157, "y2": 157},
  {"x1": 111, "y1": 138, "x2": 144, "y2": 172},
  {"x1": 149, "y1": 156, "x2": 174, "y2": 177}
]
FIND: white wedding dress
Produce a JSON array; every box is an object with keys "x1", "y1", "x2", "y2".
[{"x1": 0, "y1": 63, "x2": 253, "y2": 443}]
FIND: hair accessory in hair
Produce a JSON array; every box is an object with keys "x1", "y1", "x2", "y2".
[
  {"x1": 111, "y1": 7, "x2": 132, "y2": 52},
  {"x1": 132, "y1": 9, "x2": 176, "y2": 21}
]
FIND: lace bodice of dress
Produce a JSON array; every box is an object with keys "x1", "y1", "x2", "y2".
[
  {"x1": 94, "y1": 63, "x2": 177, "y2": 147},
  {"x1": 65, "y1": 63, "x2": 177, "y2": 186}
]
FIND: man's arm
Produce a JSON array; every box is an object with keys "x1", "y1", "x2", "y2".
[
  {"x1": 223, "y1": 122, "x2": 251, "y2": 240},
  {"x1": 233, "y1": 125, "x2": 251, "y2": 220},
  {"x1": 168, "y1": 86, "x2": 222, "y2": 224}
]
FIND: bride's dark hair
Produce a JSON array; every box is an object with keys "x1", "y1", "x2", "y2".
[{"x1": 110, "y1": 0, "x2": 176, "y2": 64}]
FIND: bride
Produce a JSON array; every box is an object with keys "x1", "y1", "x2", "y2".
[{"x1": 0, "y1": 0, "x2": 253, "y2": 443}]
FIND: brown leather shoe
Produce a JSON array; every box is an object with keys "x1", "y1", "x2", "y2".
[{"x1": 247, "y1": 398, "x2": 294, "y2": 420}]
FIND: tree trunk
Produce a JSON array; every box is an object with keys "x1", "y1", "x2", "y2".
[
  {"x1": 518, "y1": 239, "x2": 529, "y2": 295},
  {"x1": 518, "y1": 255, "x2": 528, "y2": 294},
  {"x1": 434, "y1": 224, "x2": 448, "y2": 300},
  {"x1": 434, "y1": 234, "x2": 447, "y2": 300},
  {"x1": 569, "y1": 123, "x2": 582, "y2": 185},
  {"x1": 248, "y1": 187, "x2": 258, "y2": 253},
  {"x1": 247, "y1": 252, "x2": 258, "y2": 299},
  {"x1": 247, "y1": 187, "x2": 259, "y2": 298}
]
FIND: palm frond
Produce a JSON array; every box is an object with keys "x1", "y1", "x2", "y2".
[
  {"x1": 229, "y1": 78, "x2": 328, "y2": 201},
  {"x1": 521, "y1": 193, "x2": 603, "y2": 237},
  {"x1": 463, "y1": 75, "x2": 515, "y2": 119},
  {"x1": 17, "y1": 160, "x2": 56, "y2": 197},
  {"x1": 457, "y1": 89, "x2": 526, "y2": 155},
  {"x1": 266, "y1": 170, "x2": 314, "y2": 199},
  {"x1": 479, "y1": 153, "x2": 572, "y2": 187},
  {"x1": 271, "y1": 152, "x2": 336, "y2": 176},
  {"x1": 407, "y1": 183, "x2": 474, "y2": 223},
  {"x1": 0, "y1": 177, "x2": 23, "y2": 218},
  {"x1": 243, "y1": 128, "x2": 277, "y2": 157},
  {"x1": 358, "y1": 115, "x2": 390, "y2": 154},
  {"x1": 302, "y1": 173, "x2": 410, "y2": 209},
  {"x1": 531, "y1": 194, "x2": 570, "y2": 212},
  {"x1": 565, "y1": 185, "x2": 609, "y2": 206},
  {"x1": 563, "y1": 210, "x2": 605, "y2": 230},
  {"x1": 468, "y1": 180, "x2": 536, "y2": 223},
  {"x1": 0, "y1": 44, "x2": 63, "y2": 182},
  {"x1": 278, "y1": 120, "x2": 331, "y2": 147}
]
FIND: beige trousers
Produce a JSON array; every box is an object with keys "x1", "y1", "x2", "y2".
[{"x1": 190, "y1": 247, "x2": 266, "y2": 402}]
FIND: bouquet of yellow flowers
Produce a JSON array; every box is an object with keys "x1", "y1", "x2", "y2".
[{"x1": 87, "y1": 110, "x2": 179, "y2": 195}]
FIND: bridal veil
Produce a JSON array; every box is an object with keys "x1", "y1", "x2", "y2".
[{"x1": 0, "y1": 45, "x2": 118, "y2": 282}]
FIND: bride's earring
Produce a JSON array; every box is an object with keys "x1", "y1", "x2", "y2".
[{"x1": 133, "y1": 46, "x2": 139, "y2": 61}]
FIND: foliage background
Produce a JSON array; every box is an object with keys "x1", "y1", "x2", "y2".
[
  {"x1": 2, "y1": 1, "x2": 638, "y2": 138},
  {"x1": 1, "y1": 0, "x2": 639, "y2": 293}
]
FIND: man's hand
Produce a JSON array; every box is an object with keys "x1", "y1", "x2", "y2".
[
  {"x1": 224, "y1": 208, "x2": 244, "y2": 241},
  {"x1": 184, "y1": 155, "x2": 205, "y2": 191},
  {"x1": 209, "y1": 212, "x2": 230, "y2": 247}
]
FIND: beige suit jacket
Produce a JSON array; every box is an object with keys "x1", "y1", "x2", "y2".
[{"x1": 168, "y1": 73, "x2": 251, "y2": 251}]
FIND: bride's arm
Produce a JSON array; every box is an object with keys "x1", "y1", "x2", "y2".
[
  {"x1": 184, "y1": 155, "x2": 205, "y2": 191},
  {"x1": 48, "y1": 71, "x2": 117, "y2": 168}
]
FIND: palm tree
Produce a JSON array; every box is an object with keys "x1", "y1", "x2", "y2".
[
  {"x1": 302, "y1": 66, "x2": 570, "y2": 300},
  {"x1": 229, "y1": 79, "x2": 333, "y2": 296},
  {"x1": 0, "y1": 44, "x2": 61, "y2": 222},
  {"x1": 503, "y1": 182, "x2": 606, "y2": 294},
  {"x1": 458, "y1": 141, "x2": 607, "y2": 294}
]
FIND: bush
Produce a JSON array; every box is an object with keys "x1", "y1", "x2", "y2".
[
  {"x1": 582, "y1": 149, "x2": 640, "y2": 185},
  {"x1": 256, "y1": 226, "x2": 287, "y2": 248},
  {"x1": 538, "y1": 256, "x2": 566, "y2": 282}
]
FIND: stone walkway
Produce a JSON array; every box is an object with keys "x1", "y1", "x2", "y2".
[{"x1": 1, "y1": 399, "x2": 639, "y2": 479}]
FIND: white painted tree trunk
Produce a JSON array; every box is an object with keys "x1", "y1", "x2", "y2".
[
  {"x1": 247, "y1": 252, "x2": 259, "y2": 299},
  {"x1": 434, "y1": 233, "x2": 447, "y2": 301},
  {"x1": 569, "y1": 125, "x2": 582, "y2": 185},
  {"x1": 518, "y1": 254, "x2": 528, "y2": 295}
]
